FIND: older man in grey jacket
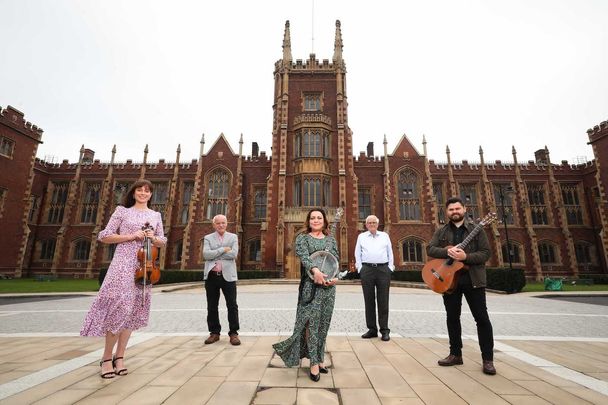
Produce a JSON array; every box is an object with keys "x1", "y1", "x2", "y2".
[{"x1": 203, "y1": 214, "x2": 240, "y2": 345}]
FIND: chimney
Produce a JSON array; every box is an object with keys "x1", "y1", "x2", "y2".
[
  {"x1": 82, "y1": 149, "x2": 95, "y2": 163},
  {"x1": 534, "y1": 149, "x2": 548, "y2": 165},
  {"x1": 366, "y1": 142, "x2": 374, "y2": 157},
  {"x1": 252, "y1": 142, "x2": 259, "y2": 158}
]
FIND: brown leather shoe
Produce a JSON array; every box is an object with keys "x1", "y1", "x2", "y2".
[
  {"x1": 482, "y1": 360, "x2": 496, "y2": 375},
  {"x1": 204, "y1": 334, "x2": 220, "y2": 344},
  {"x1": 229, "y1": 334, "x2": 241, "y2": 346},
  {"x1": 437, "y1": 354, "x2": 463, "y2": 366}
]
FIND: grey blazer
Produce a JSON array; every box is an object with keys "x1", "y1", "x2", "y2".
[{"x1": 203, "y1": 231, "x2": 239, "y2": 282}]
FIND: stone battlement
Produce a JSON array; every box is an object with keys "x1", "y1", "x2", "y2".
[{"x1": 0, "y1": 105, "x2": 43, "y2": 140}]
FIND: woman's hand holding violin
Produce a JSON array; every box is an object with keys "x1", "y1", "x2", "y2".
[{"x1": 130, "y1": 230, "x2": 146, "y2": 241}]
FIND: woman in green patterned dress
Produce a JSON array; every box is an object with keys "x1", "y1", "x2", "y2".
[{"x1": 273, "y1": 208, "x2": 339, "y2": 382}]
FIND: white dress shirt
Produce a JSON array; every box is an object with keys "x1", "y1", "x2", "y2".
[{"x1": 354, "y1": 230, "x2": 395, "y2": 272}]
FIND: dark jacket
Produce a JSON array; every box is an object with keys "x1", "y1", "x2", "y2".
[{"x1": 426, "y1": 220, "x2": 491, "y2": 288}]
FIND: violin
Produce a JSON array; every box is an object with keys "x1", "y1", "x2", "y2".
[{"x1": 135, "y1": 222, "x2": 161, "y2": 286}]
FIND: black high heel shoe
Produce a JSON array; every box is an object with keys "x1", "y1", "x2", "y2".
[
  {"x1": 309, "y1": 370, "x2": 320, "y2": 382},
  {"x1": 319, "y1": 366, "x2": 329, "y2": 374},
  {"x1": 112, "y1": 355, "x2": 128, "y2": 376},
  {"x1": 99, "y1": 358, "x2": 115, "y2": 379}
]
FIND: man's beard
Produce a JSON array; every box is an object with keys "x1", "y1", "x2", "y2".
[{"x1": 450, "y1": 213, "x2": 464, "y2": 222}]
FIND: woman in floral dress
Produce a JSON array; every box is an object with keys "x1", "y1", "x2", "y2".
[
  {"x1": 273, "y1": 208, "x2": 339, "y2": 382},
  {"x1": 81, "y1": 179, "x2": 166, "y2": 378}
]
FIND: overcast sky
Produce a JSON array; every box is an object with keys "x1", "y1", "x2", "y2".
[{"x1": 1, "y1": 0, "x2": 606, "y2": 164}]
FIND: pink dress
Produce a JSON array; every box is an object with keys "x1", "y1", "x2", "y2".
[{"x1": 80, "y1": 206, "x2": 166, "y2": 337}]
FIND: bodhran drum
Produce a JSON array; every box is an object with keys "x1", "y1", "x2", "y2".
[{"x1": 308, "y1": 250, "x2": 340, "y2": 281}]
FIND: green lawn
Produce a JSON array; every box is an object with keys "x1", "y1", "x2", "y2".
[
  {"x1": 522, "y1": 282, "x2": 608, "y2": 293},
  {"x1": 0, "y1": 278, "x2": 100, "y2": 293}
]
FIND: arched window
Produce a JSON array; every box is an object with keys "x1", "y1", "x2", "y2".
[
  {"x1": 402, "y1": 238, "x2": 424, "y2": 263},
  {"x1": 574, "y1": 241, "x2": 596, "y2": 266},
  {"x1": 397, "y1": 169, "x2": 421, "y2": 220},
  {"x1": 73, "y1": 239, "x2": 91, "y2": 261},
  {"x1": 253, "y1": 187, "x2": 267, "y2": 220},
  {"x1": 295, "y1": 129, "x2": 330, "y2": 158},
  {"x1": 501, "y1": 241, "x2": 523, "y2": 264},
  {"x1": 247, "y1": 239, "x2": 262, "y2": 262},
  {"x1": 206, "y1": 169, "x2": 230, "y2": 219},
  {"x1": 39, "y1": 239, "x2": 56, "y2": 261},
  {"x1": 174, "y1": 240, "x2": 183, "y2": 263},
  {"x1": 538, "y1": 241, "x2": 557, "y2": 264}
]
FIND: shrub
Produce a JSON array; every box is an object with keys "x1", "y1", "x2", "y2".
[
  {"x1": 392, "y1": 269, "x2": 423, "y2": 282},
  {"x1": 98, "y1": 269, "x2": 282, "y2": 286},
  {"x1": 486, "y1": 267, "x2": 526, "y2": 293}
]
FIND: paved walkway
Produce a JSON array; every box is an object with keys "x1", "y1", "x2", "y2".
[{"x1": 0, "y1": 284, "x2": 607, "y2": 404}]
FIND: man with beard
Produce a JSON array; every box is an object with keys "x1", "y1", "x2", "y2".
[{"x1": 427, "y1": 197, "x2": 496, "y2": 375}]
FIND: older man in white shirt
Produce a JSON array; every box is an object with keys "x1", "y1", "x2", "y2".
[{"x1": 354, "y1": 215, "x2": 395, "y2": 341}]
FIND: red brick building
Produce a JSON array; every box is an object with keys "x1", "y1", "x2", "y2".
[{"x1": 1, "y1": 21, "x2": 607, "y2": 279}]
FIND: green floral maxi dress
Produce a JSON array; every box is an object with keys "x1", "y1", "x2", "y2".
[{"x1": 273, "y1": 233, "x2": 339, "y2": 367}]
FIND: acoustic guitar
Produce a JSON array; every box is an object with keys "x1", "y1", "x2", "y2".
[{"x1": 422, "y1": 212, "x2": 497, "y2": 294}]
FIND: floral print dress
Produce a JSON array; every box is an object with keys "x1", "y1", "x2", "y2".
[
  {"x1": 273, "y1": 233, "x2": 339, "y2": 367},
  {"x1": 80, "y1": 206, "x2": 166, "y2": 337}
]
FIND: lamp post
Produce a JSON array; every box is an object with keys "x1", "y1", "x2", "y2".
[{"x1": 498, "y1": 185, "x2": 514, "y2": 270}]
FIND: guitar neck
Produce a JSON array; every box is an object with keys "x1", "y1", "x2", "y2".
[{"x1": 456, "y1": 223, "x2": 483, "y2": 250}]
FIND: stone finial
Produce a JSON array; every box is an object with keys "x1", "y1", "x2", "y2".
[
  {"x1": 383, "y1": 134, "x2": 387, "y2": 144},
  {"x1": 446, "y1": 145, "x2": 451, "y2": 154},
  {"x1": 200, "y1": 133, "x2": 205, "y2": 156},
  {"x1": 422, "y1": 134, "x2": 427, "y2": 145},
  {"x1": 479, "y1": 146, "x2": 484, "y2": 155},
  {"x1": 333, "y1": 20, "x2": 343, "y2": 64},
  {"x1": 282, "y1": 20, "x2": 292, "y2": 65},
  {"x1": 111, "y1": 145, "x2": 116, "y2": 164},
  {"x1": 177, "y1": 144, "x2": 181, "y2": 154}
]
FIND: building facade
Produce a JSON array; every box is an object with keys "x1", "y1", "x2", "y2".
[{"x1": 1, "y1": 21, "x2": 607, "y2": 280}]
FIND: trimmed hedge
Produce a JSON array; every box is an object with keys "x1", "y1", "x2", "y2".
[
  {"x1": 98, "y1": 269, "x2": 281, "y2": 286},
  {"x1": 486, "y1": 267, "x2": 526, "y2": 293},
  {"x1": 392, "y1": 270, "x2": 423, "y2": 282},
  {"x1": 391, "y1": 267, "x2": 526, "y2": 293}
]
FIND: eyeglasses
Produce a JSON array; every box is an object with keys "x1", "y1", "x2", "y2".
[{"x1": 366, "y1": 222, "x2": 378, "y2": 224}]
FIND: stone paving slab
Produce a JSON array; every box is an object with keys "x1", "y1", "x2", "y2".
[{"x1": 1, "y1": 335, "x2": 607, "y2": 404}]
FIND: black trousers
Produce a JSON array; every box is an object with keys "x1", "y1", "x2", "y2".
[
  {"x1": 205, "y1": 272, "x2": 239, "y2": 335},
  {"x1": 442, "y1": 275, "x2": 494, "y2": 361},
  {"x1": 360, "y1": 264, "x2": 391, "y2": 334}
]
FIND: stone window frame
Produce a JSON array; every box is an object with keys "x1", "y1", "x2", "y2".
[
  {"x1": 179, "y1": 180, "x2": 195, "y2": 225},
  {"x1": 250, "y1": 184, "x2": 267, "y2": 221},
  {"x1": 574, "y1": 240, "x2": 597, "y2": 267},
  {"x1": 38, "y1": 238, "x2": 56, "y2": 261},
  {"x1": 46, "y1": 181, "x2": 69, "y2": 224},
  {"x1": 560, "y1": 182, "x2": 586, "y2": 226},
  {"x1": 526, "y1": 182, "x2": 552, "y2": 226},
  {"x1": 79, "y1": 182, "x2": 101, "y2": 224},
  {"x1": 173, "y1": 239, "x2": 183, "y2": 264},
  {"x1": 458, "y1": 182, "x2": 481, "y2": 222},
  {"x1": 0, "y1": 136, "x2": 15, "y2": 159},
  {"x1": 71, "y1": 238, "x2": 91, "y2": 262},
  {"x1": 395, "y1": 166, "x2": 423, "y2": 222},
  {"x1": 492, "y1": 182, "x2": 518, "y2": 226},
  {"x1": 357, "y1": 186, "x2": 373, "y2": 221},
  {"x1": 204, "y1": 166, "x2": 232, "y2": 221},
  {"x1": 301, "y1": 91, "x2": 324, "y2": 112},
  {"x1": 538, "y1": 240, "x2": 560, "y2": 265},
  {"x1": 244, "y1": 238, "x2": 262, "y2": 263},
  {"x1": 0, "y1": 187, "x2": 6, "y2": 220},
  {"x1": 501, "y1": 240, "x2": 524, "y2": 265},
  {"x1": 399, "y1": 236, "x2": 426, "y2": 265}
]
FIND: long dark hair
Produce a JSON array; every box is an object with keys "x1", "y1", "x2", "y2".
[
  {"x1": 303, "y1": 208, "x2": 329, "y2": 235},
  {"x1": 123, "y1": 179, "x2": 153, "y2": 208}
]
